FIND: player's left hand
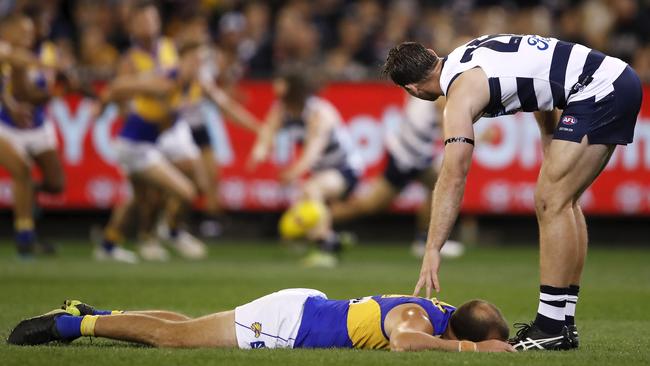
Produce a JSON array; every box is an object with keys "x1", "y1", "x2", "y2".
[
  {"x1": 413, "y1": 247, "x2": 441, "y2": 298},
  {"x1": 279, "y1": 169, "x2": 298, "y2": 185}
]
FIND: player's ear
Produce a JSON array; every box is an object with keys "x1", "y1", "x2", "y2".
[
  {"x1": 403, "y1": 84, "x2": 417, "y2": 96},
  {"x1": 427, "y1": 48, "x2": 438, "y2": 58}
]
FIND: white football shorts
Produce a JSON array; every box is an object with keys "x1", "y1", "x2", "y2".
[
  {"x1": 0, "y1": 121, "x2": 58, "y2": 159},
  {"x1": 114, "y1": 120, "x2": 200, "y2": 174},
  {"x1": 157, "y1": 120, "x2": 200, "y2": 163},
  {"x1": 234, "y1": 288, "x2": 327, "y2": 349}
]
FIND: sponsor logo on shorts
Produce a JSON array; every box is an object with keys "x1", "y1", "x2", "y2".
[
  {"x1": 251, "y1": 322, "x2": 262, "y2": 338},
  {"x1": 250, "y1": 341, "x2": 266, "y2": 348},
  {"x1": 561, "y1": 116, "x2": 577, "y2": 125}
]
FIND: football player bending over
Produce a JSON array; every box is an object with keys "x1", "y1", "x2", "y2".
[{"x1": 249, "y1": 67, "x2": 364, "y2": 268}]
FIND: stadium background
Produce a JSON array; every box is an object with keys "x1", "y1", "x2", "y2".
[
  {"x1": 1, "y1": 0, "x2": 650, "y2": 243},
  {"x1": 1, "y1": 1, "x2": 650, "y2": 365}
]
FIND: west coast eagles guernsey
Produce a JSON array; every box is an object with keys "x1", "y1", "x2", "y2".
[
  {"x1": 294, "y1": 295, "x2": 455, "y2": 349},
  {"x1": 0, "y1": 41, "x2": 57, "y2": 128},
  {"x1": 119, "y1": 37, "x2": 201, "y2": 142}
]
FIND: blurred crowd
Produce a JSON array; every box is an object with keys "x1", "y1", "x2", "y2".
[{"x1": 3, "y1": 0, "x2": 650, "y2": 85}]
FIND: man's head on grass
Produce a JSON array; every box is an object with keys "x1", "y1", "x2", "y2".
[{"x1": 445, "y1": 300, "x2": 510, "y2": 342}]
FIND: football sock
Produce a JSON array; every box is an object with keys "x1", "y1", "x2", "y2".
[
  {"x1": 102, "y1": 227, "x2": 123, "y2": 252},
  {"x1": 56, "y1": 315, "x2": 99, "y2": 339},
  {"x1": 169, "y1": 227, "x2": 179, "y2": 239},
  {"x1": 565, "y1": 285, "x2": 580, "y2": 326},
  {"x1": 15, "y1": 230, "x2": 36, "y2": 247},
  {"x1": 534, "y1": 285, "x2": 567, "y2": 334},
  {"x1": 318, "y1": 233, "x2": 342, "y2": 254},
  {"x1": 15, "y1": 219, "x2": 35, "y2": 253}
]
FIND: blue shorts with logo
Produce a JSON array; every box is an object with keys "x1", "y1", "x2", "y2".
[{"x1": 554, "y1": 65, "x2": 642, "y2": 145}]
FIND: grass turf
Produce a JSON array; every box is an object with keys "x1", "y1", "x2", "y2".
[{"x1": 0, "y1": 240, "x2": 649, "y2": 365}]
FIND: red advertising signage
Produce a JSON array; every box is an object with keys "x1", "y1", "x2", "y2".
[{"x1": 0, "y1": 82, "x2": 649, "y2": 215}]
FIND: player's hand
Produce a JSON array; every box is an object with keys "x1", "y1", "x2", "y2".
[
  {"x1": 279, "y1": 168, "x2": 298, "y2": 185},
  {"x1": 413, "y1": 247, "x2": 441, "y2": 298},
  {"x1": 476, "y1": 340, "x2": 516, "y2": 353},
  {"x1": 246, "y1": 141, "x2": 268, "y2": 172}
]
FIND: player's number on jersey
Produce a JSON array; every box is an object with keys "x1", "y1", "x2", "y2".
[{"x1": 460, "y1": 35, "x2": 523, "y2": 63}]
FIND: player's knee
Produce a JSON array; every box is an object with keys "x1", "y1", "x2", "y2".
[
  {"x1": 42, "y1": 175, "x2": 65, "y2": 194},
  {"x1": 534, "y1": 189, "x2": 571, "y2": 217},
  {"x1": 10, "y1": 161, "x2": 31, "y2": 182},
  {"x1": 179, "y1": 185, "x2": 198, "y2": 204},
  {"x1": 148, "y1": 323, "x2": 180, "y2": 348}
]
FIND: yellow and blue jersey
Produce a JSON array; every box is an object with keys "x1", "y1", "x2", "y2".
[
  {"x1": 294, "y1": 295, "x2": 455, "y2": 349},
  {"x1": 0, "y1": 41, "x2": 57, "y2": 128},
  {"x1": 120, "y1": 37, "x2": 189, "y2": 142}
]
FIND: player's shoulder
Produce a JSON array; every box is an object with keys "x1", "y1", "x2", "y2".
[{"x1": 383, "y1": 302, "x2": 433, "y2": 336}]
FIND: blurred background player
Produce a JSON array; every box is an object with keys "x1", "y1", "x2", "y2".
[
  {"x1": 173, "y1": 13, "x2": 262, "y2": 236},
  {"x1": 249, "y1": 67, "x2": 364, "y2": 268},
  {"x1": 95, "y1": 2, "x2": 204, "y2": 263},
  {"x1": 331, "y1": 95, "x2": 464, "y2": 258},
  {"x1": 0, "y1": 12, "x2": 64, "y2": 257}
]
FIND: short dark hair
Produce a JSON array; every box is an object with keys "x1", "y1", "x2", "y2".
[
  {"x1": 382, "y1": 42, "x2": 438, "y2": 86},
  {"x1": 276, "y1": 65, "x2": 321, "y2": 110},
  {"x1": 449, "y1": 300, "x2": 509, "y2": 342}
]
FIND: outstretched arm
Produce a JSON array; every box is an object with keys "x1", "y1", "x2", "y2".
[
  {"x1": 247, "y1": 102, "x2": 284, "y2": 169},
  {"x1": 280, "y1": 109, "x2": 331, "y2": 183},
  {"x1": 201, "y1": 81, "x2": 260, "y2": 133},
  {"x1": 413, "y1": 68, "x2": 490, "y2": 297},
  {"x1": 103, "y1": 55, "x2": 175, "y2": 104}
]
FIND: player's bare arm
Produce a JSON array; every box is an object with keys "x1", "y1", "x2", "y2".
[
  {"x1": 414, "y1": 68, "x2": 490, "y2": 297},
  {"x1": 248, "y1": 102, "x2": 284, "y2": 169},
  {"x1": 200, "y1": 80, "x2": 260, "y2": 133},
  {"x1": 281, "y1": 109, "x2": 332, "y2": 183},
  {"x1": 385, "y1": 303, "x2": 514, "y2": 352},
  {"x1": 103, "y1": 54, "x2": 175, "y2": 105}
]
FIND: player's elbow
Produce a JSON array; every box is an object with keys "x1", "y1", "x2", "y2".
[
  {"x1": 389, "y1": 331, "x2": 418, "y2": 352},
  {"x1": 389, "y1": 335, "x2": 408, "y2": 352}
]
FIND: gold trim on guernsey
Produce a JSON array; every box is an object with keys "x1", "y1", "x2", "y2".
[{"x1": 346, "y1": 298, "x2": 390, "y2": 349}]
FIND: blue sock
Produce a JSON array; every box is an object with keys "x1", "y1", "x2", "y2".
[
  {"x1": 94, "y1": 310, "x2": 113, "y2": 315},
  {"x1": 169, "y1": 227, "x2": 179, "y2": 239},
  {"x1": 101, "y1": 239, "x2": 116, "y2": 252},
  {"x1": 16, "y1": 230, "x2": 35, "y2": 247},
  {"x1": 55, "y1": 315, "x2": 83, "y2": 339}
]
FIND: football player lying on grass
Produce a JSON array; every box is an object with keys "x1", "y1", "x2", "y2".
[{"x1": 8, "y1": 288, "x2": 514, "y2": 352}]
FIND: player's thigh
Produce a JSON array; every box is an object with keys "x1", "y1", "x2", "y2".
[
  {"x1": 358, "y1": 177, "x2": 399, "y2": 212},
  {"x1": 415, "y1": 166, "x2": 438, "y2": 190},
  {"x1": 32, "y1": 149, "x2": 65, "y2": 193},
  {"x1": 0, "y1": 135, "x2": 31, "y2": 179},
  {"x1": 302, "y1": 169, "x2": 347, "y2": 201},
  {"x1": 134, "y1": 159, "x2": 196, "y2": 203},
  {"x1": 536, "y1": 137, "x2": 614, "y2": 210}
]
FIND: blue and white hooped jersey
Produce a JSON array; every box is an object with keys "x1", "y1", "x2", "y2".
[
  {"x1": 283, "y1": 96, "x2": 364, "y2": 174},
  {"x1": 386, "y1": 96, "x2": 440, "y2": 171},
  {"x1": 440, "y1": 34, "x2": 628, "y2": 117}
]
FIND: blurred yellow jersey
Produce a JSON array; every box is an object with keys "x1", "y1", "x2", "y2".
[{"x1": 128, "y1": 37, "x2": 181, "y2": 122}]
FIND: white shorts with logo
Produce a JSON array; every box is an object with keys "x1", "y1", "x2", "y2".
[
  {"x1": 234, "y1": 288, "x2": 327, "y2": 349},
  {"x1": 157, "y1": 120, "x2": 200, "y2": 163},
  {"x1": 114, "y1": 120, "x2": 200, "y2": 174},
  {"x1": 0, "y1": 121, "x2": 58, "y2": 159}
]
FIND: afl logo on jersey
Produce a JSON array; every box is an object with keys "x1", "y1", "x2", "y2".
[{"x1": 561, "y1": 116, "x2": 577, "y2": 125}]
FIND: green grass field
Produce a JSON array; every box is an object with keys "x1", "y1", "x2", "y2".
[{"x1": 1, "y1": 240, "x2": 649, "y2": 365}]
